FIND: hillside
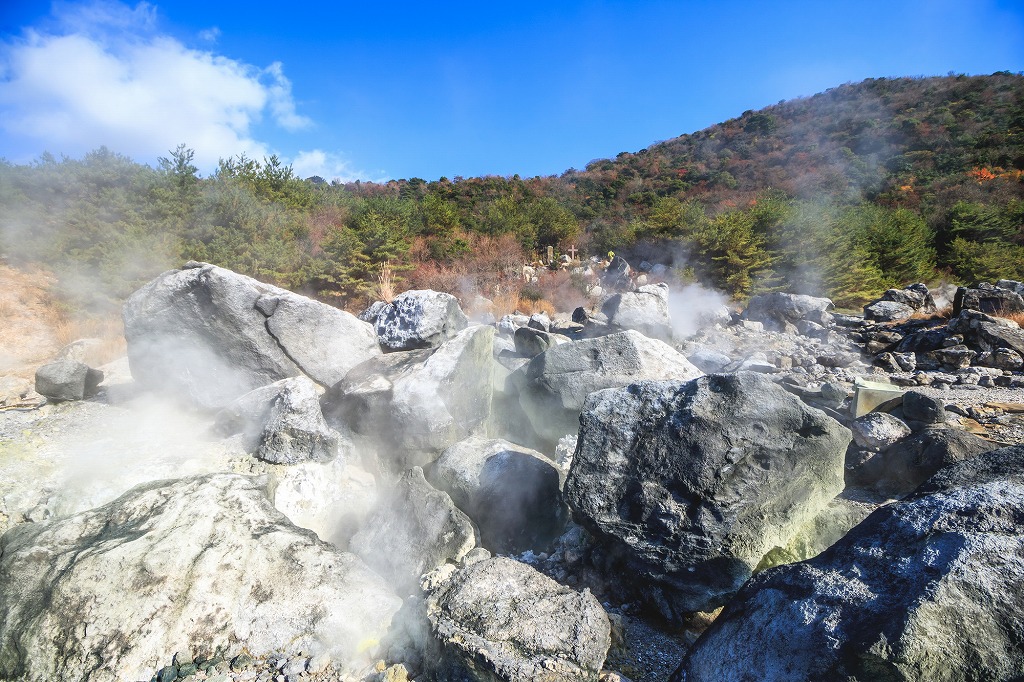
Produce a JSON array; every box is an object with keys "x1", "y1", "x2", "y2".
[{"x1": 1, "y1": 73, "x2": 1022, "y2": 312}]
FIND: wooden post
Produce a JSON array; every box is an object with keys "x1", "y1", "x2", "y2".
[{"x1": 547, "y1": 245, "x2": 554, "y2": 264}]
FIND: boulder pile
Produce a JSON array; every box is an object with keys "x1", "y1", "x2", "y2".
[{"x1": 5, "y1": 263, "x2": 1024, "y2": 682}]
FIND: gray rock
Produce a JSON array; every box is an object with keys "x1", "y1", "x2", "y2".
[
  {"x1": 565, "y1": 373, "x2": 852, "y2": 619},
  {"x1": 515, "y1": 330, "x2": 702, "y2": 446},
  {"x1": 996, "y1": 279, "x2": 1024, "y2": 295},
  {"x1": 34, "y1": 360, "x2": 103, "y2": 402},
  {"x1": 427, "y1": 557, "x2": 611, "y2": 682},
  {"x1": 255, "y1": 377, "x2": 340, "y2": 464},
  {"x1": 863, "y1": 300, "x2": 916, "y2": 322},
  {"x1": 902, "y1": 390, "x2": 947, "y2": 425},
  {"x1": 513, "y1": 326, "x2": 566, "y2": 358},
  {"x1": 375, "y1": 290, "x2": 469, "y2": 352},
  {"x1": 349, "y1": 467, "x2": 476, "y2": 595},
  {"x1": 743, "y1": 293, "x2": 834, "y2": 331},
  {"x1": 429, "y1": 437, "x2": 569, "y2": 554},
  {"x1": 851, "y1": 412, "x2": 911, "y2": 450},
  {"x1": 676, "y1": 446, "x2": 1024, "y2": 682},
  {"x1": 953, "y1": 282, "x2": 1024, "y2": 316},
  {"x1": 853, "y1": 427, "x2": 997, "y2": 495},
  {"x1": 685, "y1": 347, "x2": 734, "y2": 374},
  {"x1": 358, "y1": 300, "x2": 389, "y2": 323},
  {"x1": 322, "y1": 326, "x2": 495, "y2": 469},
  {"x1": 528, "y1": 312, "x2": 551, "y2": 332},
  {"x1": 213, "y1": 377, "x2": 345, "y2": 464},
  {"x1": 123, "y1": 263, "x2": 379, "y2": 410},
  {"x1": 600, "y1": 283, "x2": 673, "y2": 342},
  {"x1": 496, "y1": 314, "x2": 530, "y2": 338},
  {"x1": 0, "y1": 474, "x2": 400, "y2": 682}
]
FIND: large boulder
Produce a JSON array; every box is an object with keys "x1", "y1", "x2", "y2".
[
  {"x1": 427, "y1": 557, "x2": 611, "y2": 682},
  {"x1": 213, "y1": 376, "x2": 347, "y2": 464},
  {"x1": 851, "y1": 427, "x2": 997, "y2": 496},
  {"x1": 953, "y1": 282, "x2": 1024, "y2": 316},
  {"x1": 850, "y1": 411, "x2": 911, "y2": 450},
  {"x1": 515, "y1": 330, "x2": 702, "y2": 446},
  {"x1": 375, "y1": 290, "x2": 469, "y2": 352},
  {"x1": 743, "y1": 293, "x2": 834, "y2": 331},
  {"x1": 948, "y1": 309, "x2": 1024, "y2": 357},
  {"x1": 676, "y1": 446, "x2": 1024, "y2": 682},
  {"x1": 34, "y1": 359, "x2": 103, "y2": 402},
  {"x1": 123, "y1": 262, "x2": 380, "y2": 410},
  {"x1": 564, "y1": 373, "x2": 851, "y2": 619},
  {"x1": 349, "y1": 467, "x2": 476, "y2": 595},
  {"x1": 600, "y1": 283, "x2": 673, "y2": 341},
  {"x1": 864, "y1": 283, "x2": 936, "y2": 322},
  {"x1": 0, "y1": 474, "x2": 401, "y2": 682},
  {"x1": 428, "y1": 437, "x2": 569, "y2": 554},
  {"x1": 322, "y1": 326, "x2": 495, "y2": 469}
]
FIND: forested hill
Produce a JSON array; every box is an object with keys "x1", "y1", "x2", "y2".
[{"x1": 1, "y1": 72, "x2": 1022, "y2": 313}]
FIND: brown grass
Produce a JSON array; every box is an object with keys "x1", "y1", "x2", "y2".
[
  {"x1": 909, "y1": 304, "x2": 952, "y2": 321},
  {"x1": 996, "y1": 309, "x2": 1024, "y2": 326},
  {"x1": 377, "y1": 260, "x2": 396, "y2": 303}
]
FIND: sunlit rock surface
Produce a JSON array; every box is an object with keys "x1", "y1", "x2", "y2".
[
  {"x1": 0, "y1": 474, "x2": 400, "y2": 682},
  {"x1": 565, "y1": 372, "x2": 851, "y2": 620},
  {"x1": 123, "y1": 261, "x2": 379, "y2": 409},
  {"x1": 676, "y1": 445, "x2": 1024, "y2": 682},
  {"x1": 427, "y1": 557, "x2": 611, "y2": 682}
]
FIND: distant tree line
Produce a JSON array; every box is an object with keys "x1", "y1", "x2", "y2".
[{"x1": 1, "y1": 73, "x2": 1022, "y2": 314}]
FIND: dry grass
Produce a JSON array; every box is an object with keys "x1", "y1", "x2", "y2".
[
  {"x1": 909, "y1": 304, "x2": 952, "y2": 321},
  {"x1": 517, "y1": 297, "x2": 556, "y2": 316},
  {"x1": 995, "y1": 309, "x2": 1024, "y2": 326},
  {"x1": 491, "y1": 288, "x2": 523, "y2": 318},
  {"x1": 377, "y1": 260, "x2": 396, "y2": 303}
]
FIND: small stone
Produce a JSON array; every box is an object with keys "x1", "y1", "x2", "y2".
[
  {"x1": 177, "y1": 663, "x2": 198, "y2": 677},
  {"x1": 307, "y1": 652, "x2": 332, "y2": 674},
  {"x1": 231, "y1": 653, "x2": 256, "y2": 672},
  {"x1": 156, "y1": 666, "x2": 177, "y2": 682},
  {"x1": 173, "y1": 651, "x2": 194, "y2": 667},
  {"x1": 281, "y1": 657, "x2": 308, "y2": 676}
]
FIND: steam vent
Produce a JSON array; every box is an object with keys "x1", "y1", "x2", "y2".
[{"x1": 8, "y1": 72, "x2": 1024, "y2": 679}]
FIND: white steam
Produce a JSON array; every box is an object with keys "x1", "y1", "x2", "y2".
[{"x1": 668, "y1": 282, "x2": 732, "y2": 339}]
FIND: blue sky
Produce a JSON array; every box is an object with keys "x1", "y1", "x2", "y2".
[{"x1": 1, "y1": 1, "x2": 1022, "y2": 181}]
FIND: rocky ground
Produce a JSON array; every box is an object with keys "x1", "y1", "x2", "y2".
[{"x1": 3, "y1": 264, "x2": 1024, "y2": 681}]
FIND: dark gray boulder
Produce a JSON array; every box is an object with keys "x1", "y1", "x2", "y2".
[
  {"x1": 901, "y1": 390, "x2": 947, "y2": 426},
  {"x1": 322, "y1": 326, "x2": 494, "y2": 469},
  {"x1": 428, "y1": 437, "x2": 569, "y2": 554},
  {"x1": 676, "y1": 445, "x2": 1024, "y2": 682},
  {"x1": 948, "y1": 309, "x2": 1024, "y2": 357},
  {"x1": 512, "y1": 326, "x2": 566, "y2": 358},
  {"x1": 515, "y1": 330, "x2": 702, "y2": 446},
  {"x1": 850, "y1": 427, "x2": 997, "y2": 496},
  {"x1": 601, "y1": 283, "x2": 673, "y2": 341},
  {"x1": 34, "y1": 360, "x2": 103, "y2": 402},
  {"x1": 426, "y1": 557, "x2": 611, "y2": 682},
  {"x1": 953, "y1": 282, "x2": 1024, "y2": 316},
  {"x1": 565, "y1": 373, "x2": 851, "y2": 620},
  {"x1": 123, "y1": 262, "x2": 380, "y2": 410},
  {"x1": 375, "y1": 290, "x2": 469, "y2": 352},
  {"x1": 358, "y1": 300, "x2": 389, "y2": 323},
  {"x1": 349, "y1": 467, "x2": 476, "y2": 595}
]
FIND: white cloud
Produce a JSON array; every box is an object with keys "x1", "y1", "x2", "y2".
[
  {"x1": 289, "y1": 149, "x2": 387, "y2": 184},
  {"x1": 0, "y1": 1, "x2": 311, "y2": 171},
  {"x1": 198, "y1": 27, "x2": 221, "y2": 43}
]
